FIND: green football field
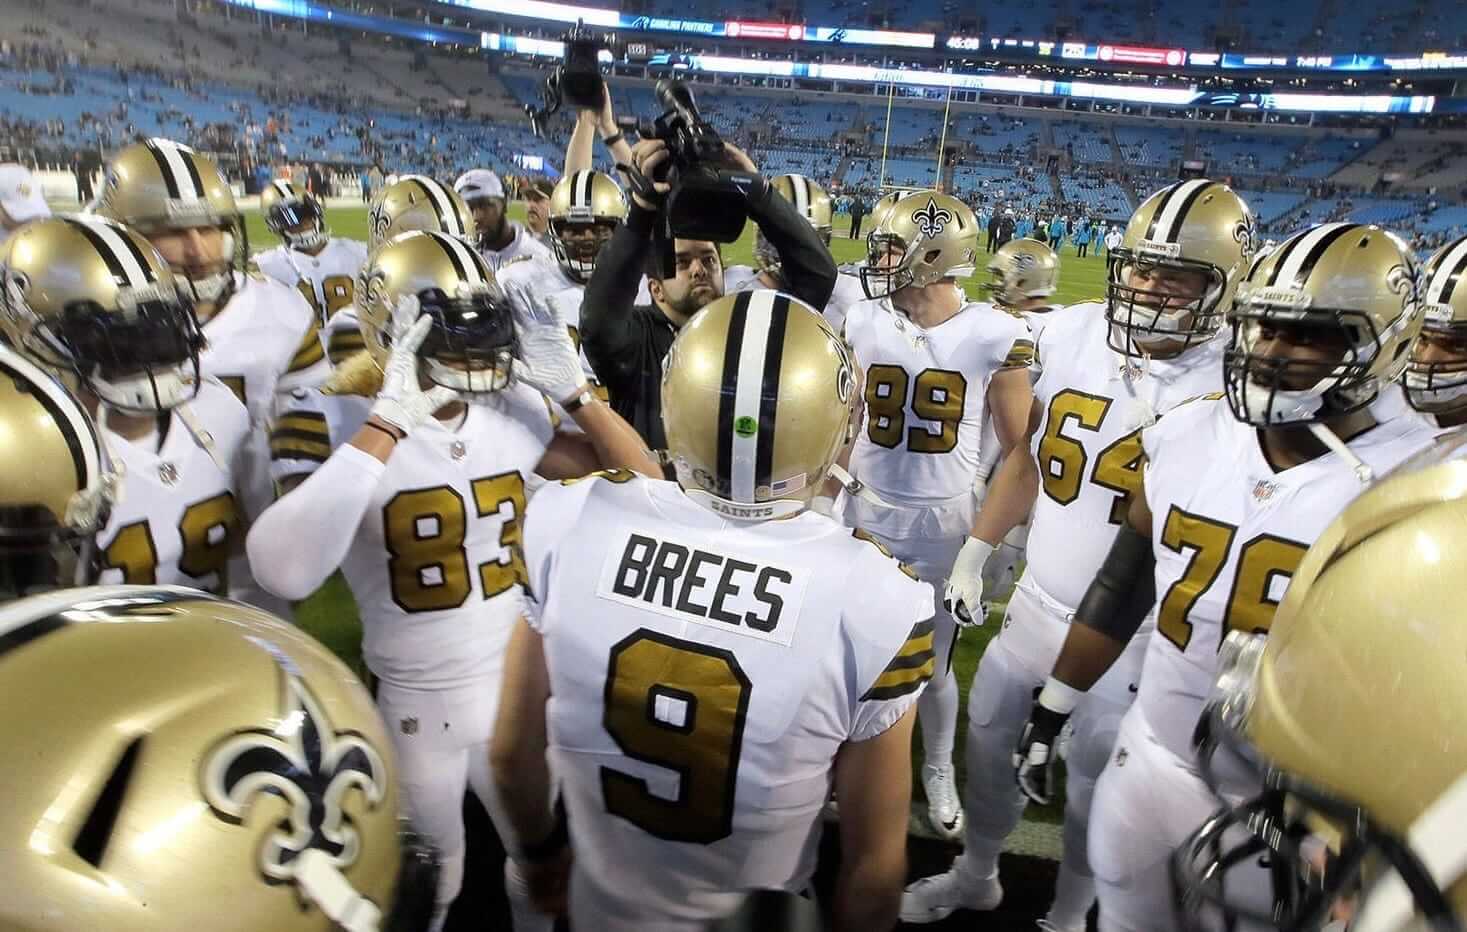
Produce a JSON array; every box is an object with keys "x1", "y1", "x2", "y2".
[{"x1": 251, "y1": 202, "x2": 1106, "y2": 824}]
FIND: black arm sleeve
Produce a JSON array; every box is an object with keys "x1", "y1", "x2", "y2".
[
  {"x1": 745, "y1": 179, "x2": 839, "y2": 311},
  {"x1": 581, "y1": 204, "x2": 657, "y2": 392},
  {"x1": 1074, "y1": 524, "x2": 1157, "y2": 643}
]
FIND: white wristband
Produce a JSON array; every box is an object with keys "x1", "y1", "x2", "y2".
[{"x1": 1037, "y1": 677, "x2": 1084, "y2": 715}]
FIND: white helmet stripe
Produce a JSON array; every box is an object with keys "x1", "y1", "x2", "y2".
[
  {"x1": 572, "y1": 170, "x2": 591, "y2": 209},
  {"x1": 75, "y1": 217, "x2": 153, "y2": 288},
  {"x1": 0, "y1": 347, "x2": 103, "y2": 501},
  {"x1": 1275, "y1": 222, "x2": 1351, "y2": 290},
  {"x1": 729, "y1": 291, "x2": 777, "y2": 503},
  {"x1": 1151, "y1": 178, "x2": 1210, "y2": 243},
  {"x1": 405, "y1": 175, "x2": 464, "y2": 237},
  {"x1": 1427, "y1": 238, "x2": 1467, "y2": 306},
  {"x1": 432, "y1": 231, "x2": 487, "y2": 286},
  {"x1": 149, "y1": 138, "x2": 201, "y2": 201},
  {"x1": 273, "y1": 180, "x2": 295, "y2": 199},
  {"x1": 793, "y1": 176, "x2": 810, "y2": 217}
]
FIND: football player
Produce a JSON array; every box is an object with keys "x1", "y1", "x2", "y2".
[
  {"x1": 906, "y1": 181, "x2": 1255, "y2": 927},
  {"x1": 1012, "y1": 222, "x2": 1436, "y2": 932},
  {"x1": 0, "y1": 585, "x2": 437, "y2": 931},
  {"x1": 327, "y1": 173, "x2": 481, "y2": 369},
  {"x1": 723, "y1": 173, "x2": 867, "y2": 331},
  {"x1": 0, "y1": 215, "x2": 252, "y2": 599},
  {"x1": 93, "y1": 138, "x2": 327, "y2": 615},
  {"x1": 253, "y1": 177, "x2": 370, "y2": 336},
  {"x1": 1404, "y1": 233, "x2": 1467, "y2": 433},
  {"x1": 0, "y1": 343, "x2": 115, "y2": 599},
  {"x1": 841, "y1": 191, "x2": 1036, "y2": 840},
  {"x1": 490, "y1": 291, "x2": 934, "y2": 931},
  {"x1": 1173, "y1": 443, "x2": 1467, "y2": 932},
  {"x1": 497, "y1": 169, "x2": 627, "y2": 405},
  {"x1": 245, "y1": 230, "x2": 658, "y2": 932},
  {"x1": 453, "y1": 168, "x2": 552, "y2": 273}
]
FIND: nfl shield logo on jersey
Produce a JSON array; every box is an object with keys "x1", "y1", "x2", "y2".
[{"x1": 1251, "y1": 479, "x2": 1278, "y2": 502}]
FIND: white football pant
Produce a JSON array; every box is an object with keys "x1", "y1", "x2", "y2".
[
  {"x1": 375, "y1": 678, "x2": 549, "y2": 932},
  {"x1": 963, "y1": 584, "x2": 1148, "y2": 928},
  {"x1": 1088, "y1": 706, "x2": 1271, "y2": 932}
]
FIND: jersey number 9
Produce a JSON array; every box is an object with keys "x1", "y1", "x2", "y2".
[
  {"x1": 601, "y1": 630, "x2": 752, "y2": 844},
  {"x1": 101, "y1": 493, "x2": 239, "y2": 593},
  {"x1": 864, "y1": 364, "x2": 967, "y2": 454}
]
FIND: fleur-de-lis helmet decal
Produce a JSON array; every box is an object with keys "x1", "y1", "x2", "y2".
[
  {"x1": 202, "y1": 672, "x2": 387, "y2": 885},
  {"x1": 912, "y1": 197, "x2": 954, "y2": 239}
]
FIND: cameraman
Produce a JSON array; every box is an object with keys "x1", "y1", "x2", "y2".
[{"x1": 580, "y1": 138, "x2": 837, "y2": 450}]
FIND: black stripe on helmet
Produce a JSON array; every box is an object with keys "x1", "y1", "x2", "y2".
[
  {"x1": 716, "y1": 292, "x2": 752, "y2": 490},
  {"x1": 753, "y1": 295, "x2": 790, "y2": 491}
]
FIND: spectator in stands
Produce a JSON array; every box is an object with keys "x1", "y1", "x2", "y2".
[
  {"x1": 581, "y1": 138, "x2": 836, "y2": 451},
  {"x1": 0, "y1": 164, "x2": 50, "y2": 246},
  {"x1": 522, "y1": 178, "x2": 554, "y2": 251},
  {"x1": 849, "y1": 193, "x2": 868, "y2": 239}
]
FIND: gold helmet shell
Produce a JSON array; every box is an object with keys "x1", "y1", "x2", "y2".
[
  {"x1": 1404, "y1": 234, "x2": 1467, "y2": 415},
  {"x1": 0, "y1": 215, "x2": 205, "y2": 412},
  {"x1": 366, "y1": 175, "x2": 475, "y2": 252},
  {"x1": 662, "y1": 289, "x2": 855, "y2": 521},
  {"x1": 93, "y1": 138, "x2": 245, "y2": 307},
  {"x1": 1106, "y1": 179, "x2": 1255, "y2": 357},
  {"x1": 0, "y1": 585, "x2": 430, "y2": 931},
  {"x1": 755, "y1": 174, "x2": 834, "y2": 275},
  {"x1": 0, "y1": 344, "x2": 114, "y2": 594},
  {"x1": 984, "y1": 237, "x2": 1059, "y2": 310},
  {"x1": 1226, "y1": 222, "x2": 1423, "y2": 426},
  {"x1": 356, "y1": 230, "x2": 516, "y2": 395},
  {"x1": 1175, "y1": 444, "x2": 1467, "y2": 931},
  {"x1": 259, "y1": 177, "x2": 328, "y2": 252},
  {"x1": 867, "y1": 190, "x2": 907, "y2": 232},
  {"x1": 860, "y1": 192, "x2": 979, "y2": 300},
  {"x1": 548, "y1": 169, "x2": 627, "y2": 283}
]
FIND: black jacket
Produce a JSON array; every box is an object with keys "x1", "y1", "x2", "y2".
[{"x1": 580, "y1": 180, "x2": 838, "y2": 450}]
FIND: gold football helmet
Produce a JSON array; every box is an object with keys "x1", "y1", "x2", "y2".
[
  {"x1": 867, "y1": 190, "x2": 907, "y2": 232},
  {"x1": 1107, "y1": 179, "x2": 1255, "y2": 356},
  {"x1": 0, "y1": 344, "x2": 115, "y2": 596},
  {"x1": 548, "y1": 169, "x2": 627, "y2": 283},
  {"x1": 260, "y1": 177, "x2": 328, "y2": 252},
  {"x1": 984, "y1": 237, "x2": 1059, "y2": 310},
  {"x1": 860, "y1": 192, "x2": 979, "y2": 299},
  {"x1": 356, "y1": 230, "x2": 516, "y2": 395},
  {"x1": 0, "y1": 215, "x2": 205, "y2": 412},
  {"x1": 367, "y1": 175, "x2": 475, "y2": 252},
  {"x1": 0, "y1": 585, "x2": 437, "y2": 931},
  {"x1": 662, "y1": 289, "x2": 855, "y2": 521},
  {"x1": 1226, "y1": 223, "x2": 1423, "y2": 426},
  {"x1": 1404, "y1": 233, "x2": 1467, "y2": 417},
  {"x1": 93, "y1": 138, "x2": 246, "y2": 307},
  {"x1": 1175, "y1": 444, "x2": 1467, "y2": 932},
  {"x1": 754, "y1": 174, "x2": 834, "y2": 277}
]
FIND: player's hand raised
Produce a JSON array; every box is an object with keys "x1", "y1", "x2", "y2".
[
  {"x1": 369, "y1": 295, "x2": 459, "y2": 437},
  {"x1": 511, "y1": 302, "x2": 587, "y2": 407}
]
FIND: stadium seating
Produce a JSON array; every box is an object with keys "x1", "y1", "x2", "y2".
[
  {"x1": 1052, "y1": 121, "x2": 1114, "y2": 165},
  {"x1": 1115, "y1": 126, "x2": 1182, "y2": 169}
]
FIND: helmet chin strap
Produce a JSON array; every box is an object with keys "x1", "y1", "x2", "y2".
[
  {"x1": 1306, "y1": 420, "x2": 1373, "y2": 484},
  {"x1": 295, "y1": 848, "x2": 382, "y2": 932}
]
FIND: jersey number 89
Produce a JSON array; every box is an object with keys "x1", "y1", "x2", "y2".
[
  {"x1": 865, "y1": 364, "x2": 967, "y2": 454},
  {"x1": 381, "y1": 472, "x2": 527, "y2": 613}
]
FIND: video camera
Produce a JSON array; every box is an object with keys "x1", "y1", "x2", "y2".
[
  {"x1": 635, "y1": 79, "x2": 752, "y2": 245},
  {"x1": 523, "y1": 25, "x2": 615, "y2": 137}
]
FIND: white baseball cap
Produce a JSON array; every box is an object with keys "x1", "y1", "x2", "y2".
[
  {"x1": 0, "y1": 164, "x2": 50, "y2": 226},
  {"x1": 454, "y1": 169, "x2": 504, "y2": 201}
]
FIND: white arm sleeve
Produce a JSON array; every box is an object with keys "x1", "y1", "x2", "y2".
[{"x1": 245, "y1": 443, "x2": 385, "y2": 600}]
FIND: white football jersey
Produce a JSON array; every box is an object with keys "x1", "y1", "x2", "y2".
[
  {"x1": 479, "y1": 222, "x2": 552, "y2": 274},
  {"x1": 523, "y1": 473, "x2": 934, "y2": 924},
  {"x1": 496, "y1": 254, "x2": 598, "y2": 386},
  {"x1": 1023, "y1": 303, "x2": 1224, "y2": 613},
  {"x1": 95, "y1": 379, "x2": 250, "y2": 595},
  {"x1": 845, "y1": 300, "x2": 1033, "y2": 515},
  {"x1": 270, "y1": 383, "x2": 555, "y2": 688},
  {"x1": 253, "y1": 237, "x2": 369, "y2": 328},
  {"x1": 723, "y1": 265, "x2": 866, "y2": 332},
  {"x1": 1135, "y1": 396, "x2": 1438, "y2": 758},
  {"x1": 200, "y1": 271, "x2": 329, "y2": 422}
]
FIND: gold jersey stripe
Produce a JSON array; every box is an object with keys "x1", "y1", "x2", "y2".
[
  {"x1": 1002, "y1": 339, "x2": 1037, "y2": 369},
  {"x1": 288, "y1": 324, "x2": 326, "y2": 371}
]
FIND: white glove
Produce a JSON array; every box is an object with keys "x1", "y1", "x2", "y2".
[
  {"x1": 980, "y1": 539, "x2": 1024, "y2": 605},
  {"x1": 943, "y1": 536, "x2": 995, "y2": 627},
  {"x1": 370, "y1": 296, "x2": 459, "y2": 436},
  {"x1": 511, "y1": 302, "x2": 586, "y2": 405}
]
